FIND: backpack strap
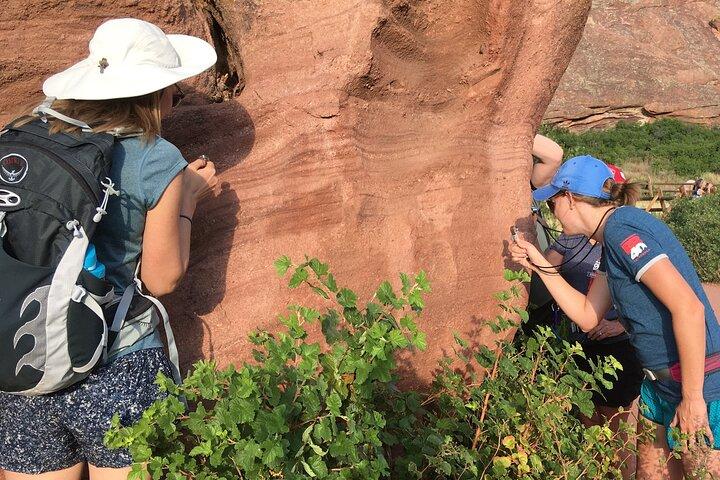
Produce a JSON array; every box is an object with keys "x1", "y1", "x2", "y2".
[
  {"x1": 110, "y1": 259, "x2": 182, "y2": 385},
  {"x1": 0, "y1": 211, "x2": 6, "y2": 238},
  {"x1": 32, "y1": 97, "x2": 93, "y2": 133},
  {"x1": 71, "y1": 285, "x2": 109, "y2": 374}
]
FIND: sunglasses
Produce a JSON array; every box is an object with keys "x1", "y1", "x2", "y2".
[
  {"x1": 546, "y1": 197, "x2": 556, "y2": 213},
  {"x1": 546, "y1": 191, "x2": 567, "y2": 213},
  {"x1": 171, "y1": 85, "x2": 185, "y2": 108}
]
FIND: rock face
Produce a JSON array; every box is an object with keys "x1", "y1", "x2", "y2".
[
  {"x1": 707, "y1": 284, "x2": 720, "y2": 318},
  {"x1": 0, "y1": 0, "x2": 591, "y2": 402},
  {"x1": 547, "y1": 0, "x2": 720, "y2": 130}
]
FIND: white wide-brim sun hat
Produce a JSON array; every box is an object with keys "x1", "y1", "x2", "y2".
[{"x1": 43, "y1": 18, "x2": 217, "y2": 100}]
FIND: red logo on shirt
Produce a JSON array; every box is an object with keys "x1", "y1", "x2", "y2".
[{"x1": 620, "y1": 234, "x2": 649, "y2": 261}]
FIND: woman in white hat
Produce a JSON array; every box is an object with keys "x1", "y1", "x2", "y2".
[{"x1": 0, "y1": 18, "x2": 217, "y2": 479}]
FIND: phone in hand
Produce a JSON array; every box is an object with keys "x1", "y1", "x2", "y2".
[{"x1": 511, "y1": 226, "x2": 519, "y2": 243}]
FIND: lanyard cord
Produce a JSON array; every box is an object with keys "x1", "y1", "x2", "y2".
[
  {"x1": 535, "y1": 213, "x2": 598, "y2": 268},
  {"x1": 536, "y1": 216, "x2": 585, "y2": 251},
  {"x1": 530, "y1": 207, "x2": 616, "y2": 275}
]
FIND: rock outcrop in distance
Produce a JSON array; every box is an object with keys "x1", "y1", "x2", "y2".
[
  {"x1": 0, "y1": 0, "x2": 591, "y2": 389},
  {"x1": 546, "y1": 0, "x2": 720, "y2": 130}
]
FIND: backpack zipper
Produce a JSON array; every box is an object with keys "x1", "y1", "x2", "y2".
[{"x1": 2, "y1": 141, "x2": 100, "y2": 205}]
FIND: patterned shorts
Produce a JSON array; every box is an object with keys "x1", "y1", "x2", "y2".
[{"x1": 0, "y1": 348, "x2": 172, "y2": 474}]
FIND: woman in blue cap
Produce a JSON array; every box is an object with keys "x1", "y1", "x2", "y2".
[{"x1": 510, "y1": 155, "x2": 720, "y2": 479}]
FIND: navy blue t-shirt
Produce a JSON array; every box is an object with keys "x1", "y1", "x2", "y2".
[
  {"x1": 550, "y1": 234, "x2": 626, "y2": 345},
  {"x1": 600, "y1": 206, "x2": 720, "y2": 402}
]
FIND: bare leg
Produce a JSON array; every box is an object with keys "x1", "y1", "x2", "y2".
[
  {"x1": 88, "y1": 465, "x2": 146, "y2": 480},
  {"x1": 681, "y1": 445, "x2": 720, "y2": 479},
  {"x1": 636, "y1": 416, "x2": 683, "y2": 480},
  {"x1": 3, "y1": 463, "x2": 84, "y2": 480}
]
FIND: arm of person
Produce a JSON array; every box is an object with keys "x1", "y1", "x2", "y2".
[
  {"x1": 141, "y1": 173, "x2": 189, "y2": 297},
  {"x1": 640, "y1": 258, "x2": 711, "y2": 445},
  {"x1": 140, "y1": 157, "x2": 217, "y2": 297},
  {"x1": 510, "y1": 237, "x2": 612, "y2": 331},
  {"x1": 544, "y1": 248, "x2": 563, "y2": 266},
  {"x1": 530, "y1": 134, "x2": 563, "y2": 188}
]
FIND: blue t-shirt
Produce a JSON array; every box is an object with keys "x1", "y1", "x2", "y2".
[
  {"x1": 95, "y1": 136, "x2": 187, "y2": 293},
  {"x1": 94, "y1": 136, "x2": 187, "y2": 361},
  {"x1": 600, "y1": 206, "x2": 720, "y2": 402}
]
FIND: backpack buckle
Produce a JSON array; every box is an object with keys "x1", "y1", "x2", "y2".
[{"x1": 71, "y1": 285, "x2": 87, "y2": 303}]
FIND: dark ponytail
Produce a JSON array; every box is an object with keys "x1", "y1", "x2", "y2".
[{"x1": 606, "y1": 179, "x2": 641, "y2": 206}]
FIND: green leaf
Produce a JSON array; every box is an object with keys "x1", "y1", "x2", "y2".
[
  {"x1": 274, "y1": 255, "x2": 292, "y2": 276},
  {"x1": 189, "y1": 442, "x2": 213, "y2": 457},
  {"x1": 289, "y1": 267, "x2": 309, "y2": 288},
  {"x1": 413, "y1": 331, "x2": 427, "y2": 350},
  {"x1": 235, "y1": 440, "x2": 262, "y2": 470},
  {"x1": 312, "y1": 286, "x2": 330, "y2": 299},
  {"x1": 377, "y1": 281, "x2": 403, "y2": 308},
  {"x1": 302, "y1": 424, "x2": 314, "y2": 443},
  {"x1": 309, "y1": 456, "x2": 328, "y2": 477},
  {"x1": 389, "y1": 329, "x2": 409, "y2": 348},
  {"x1": 336, "y1": 288, "x2": 357, "y2": 309},
  {"x1": 262, "y1": 440, "x2": 284, "y2": 467},
  {"x1": 314, "y1": 418, "x2": 333, "y2": 443},
  {"x1": 408, "y1": 290, "x2": 425, "y2": 311},
  {"x1": 309, "y1": 258, "x2": 329, "y2": 277},
  {"x1": 301, "y1": 460, "x2": 317, "y2": 477},
  {"x1": 310, "y1": 442, "x2": 327, "y2": 456},
  {"x1": 323, "y1": 273, "x2": 338, "y2": 292},
  {"x1": 327, "y1": 391, "x2": 342, "y2": 417},
  {"x1": 400, "y1": 272, "x2": 412, "y2": 295},
  {"x1": 415, "y1": 271, "x2": 430, "y2": 291}
]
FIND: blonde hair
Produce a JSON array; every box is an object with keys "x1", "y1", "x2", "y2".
[
  {"x1": 572, "y1": 179, "x2": 641, "y2": 207},
  {"x1": 18, "y1": 90, "x2": 164, "y2": 141}
]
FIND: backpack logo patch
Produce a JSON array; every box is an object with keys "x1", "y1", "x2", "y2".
[
  {"x1": 620, "y1": 233, "x2": 649, "y2": 261},
  {"x1": 0, "y1": 153, "x2": 29, "y2": 184}
]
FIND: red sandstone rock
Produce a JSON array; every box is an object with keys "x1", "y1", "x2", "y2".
[
  {"x1": 706, "y1": 284, "x2": 720, "y2": 319},
  {"x1": 0, "y1": 0, "x2": 591, "y2": 409},
  {"x1": 547, "y1": 0, "x2": 720, "y2": 130}
]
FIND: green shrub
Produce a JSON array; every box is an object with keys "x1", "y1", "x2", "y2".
[
  {"x1": 106, "y1": 256, "x2": 430, "y2": 480},
  {"x1": 540, "y1": 119, "x2": 720, "y2": 178},
  {"x1": 665, "y1": 195, "x2": 720, "y2": 283},
  {"x1": 387, "y1": 270, "x2": 635, "y2": 479},
  {"x1": 106, "y1": 260, "x2": 638, "y2": 479}
]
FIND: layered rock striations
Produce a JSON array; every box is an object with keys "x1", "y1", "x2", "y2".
[
  {"x1": 0, "y1": 0, "x2": 591, "y2": 389},
  {"x1": 547, "y1": 0, "x2": 720, "y2": 130}
]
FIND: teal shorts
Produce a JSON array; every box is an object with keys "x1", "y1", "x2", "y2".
[{"x1": 640, "y1": 379, "x2": 720, "y2": 450}]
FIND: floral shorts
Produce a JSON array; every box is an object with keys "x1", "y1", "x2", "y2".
[{"x1": 0, "y1": 348, "x2": 171, "y2": 474}]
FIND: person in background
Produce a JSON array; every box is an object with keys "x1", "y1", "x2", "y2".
[
  {"x1": 531, "y1": 134, "x2": 563, "y2": 251},
  {"x1": 511, "y1": 155, "x2": 720, "y2": 479}
]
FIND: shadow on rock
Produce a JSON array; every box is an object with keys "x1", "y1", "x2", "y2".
[{"x1": 161, "y1": 99, "x2": 255, "y2": 373}]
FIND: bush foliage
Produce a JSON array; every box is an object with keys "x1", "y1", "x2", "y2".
[
  {"x1": 106, "y1": 259, "x2": 637, "y2": 479},
  {"x1": 541, "y1": 119, "x2": 720, "y2": 178},
  {"x1": 665, "y1": 194, "x2": 720, "y2": 283}
]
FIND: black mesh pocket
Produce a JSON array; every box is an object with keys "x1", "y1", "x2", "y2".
[{"x1": 67, "y1": 300, "x2": 105, "y2": 372}]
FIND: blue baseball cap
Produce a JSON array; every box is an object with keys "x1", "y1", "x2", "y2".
[{"x1": 532, "y1": 155, "x2": 613, "y2": 202}]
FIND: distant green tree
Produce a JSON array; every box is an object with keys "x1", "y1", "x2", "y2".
[{"x1": 541, "y1": 120, "x2": 720, "y2": 177}]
